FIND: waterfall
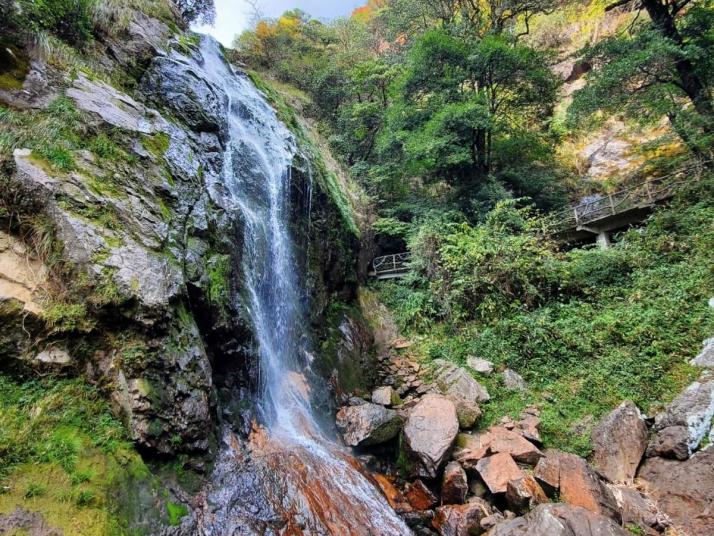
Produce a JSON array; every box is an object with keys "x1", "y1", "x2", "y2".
[{"x1": 197, "y1": 37, "x2": 410, "y2": 535}]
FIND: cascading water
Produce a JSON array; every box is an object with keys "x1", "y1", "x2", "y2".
[{"x1": 196, "y1": 37, "x2": 410, "y2": 535}]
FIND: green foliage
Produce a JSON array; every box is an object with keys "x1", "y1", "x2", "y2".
[
  {"x1": 377, "y1": 178, "x2": 714, "y2": 455},
  {"x1": 206, "y1": 254, "x2": 231, "y2": 311},
  {"x1": 0, "y1": 376, "x2": 130, "y2": 478},
  {"x1": 24, "y1": 482, "x2": 48, "y2": 498},
  {"x1": 143, "y1": 132, "x2": 171, "y2": 159},
  {"x1": 1, "y1": 0, "x2": 96, "y2": 46},
  {"x1": 42, "y1": 302, "x2": 93, "y2": 333}
]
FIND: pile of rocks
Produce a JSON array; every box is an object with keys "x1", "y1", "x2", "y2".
[{"x1": 334, "y1": 338, "x2": 714, "y2": 536}]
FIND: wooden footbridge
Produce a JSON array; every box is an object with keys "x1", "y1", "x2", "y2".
[{"x1": 370, "y1": 163, "x2": 704, "y2": 278}]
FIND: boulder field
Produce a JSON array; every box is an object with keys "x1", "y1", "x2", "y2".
[{"x1": 334, "y1": 338, "x2": 714, "y2": 536}]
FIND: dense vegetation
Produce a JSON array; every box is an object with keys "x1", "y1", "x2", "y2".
[{"x1": 235, "y1": 0, "x2": 714, "y2": 454}]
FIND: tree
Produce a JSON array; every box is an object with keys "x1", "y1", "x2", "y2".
[
  {"x1": 569, "y1": 0, "x2": 713, "y2": 155},
  {"x1": 383, "y1": 30, "x2": 559, "y2": 207}
]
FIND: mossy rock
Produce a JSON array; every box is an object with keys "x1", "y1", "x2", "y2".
[{"x1": 0, "y1": 42, "x2": 29, "y2": 91}]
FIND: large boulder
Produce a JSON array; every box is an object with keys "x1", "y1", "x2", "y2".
[
  {"x1": 433, "y1": 498, "x2": 493, "y2": 536},
  {"x1": 533, "y1": 450, "x2": 620, "y2": 521},
  {"x1": 487, "y1": 503, "x2": 630, "y2": 536},
  {"x1": 434, "y1": 360, "x2": 490, "y2": 403},
  {"x1": 335, "y1": 403, "x2": 402, "y2": 447},
  {"x1": 502, "y1": 369, "x2": 527, "y2": 391},
  {"x1": 590, "y1": 401, "x2": 648, "y2": 483},
  {"x1": 403, "y1": 394, "x2": 459, "y2": 478},
  {"x1": 647, "y1": 379, "x2": 714, "y2": 460},
  {"x1": 638, "y1": 447, "x2": 714, "y2": 535}
]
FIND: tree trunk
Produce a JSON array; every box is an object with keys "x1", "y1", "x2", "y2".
[{"x1": 641, "y1": 0, "x2": 714, "y2": 123}]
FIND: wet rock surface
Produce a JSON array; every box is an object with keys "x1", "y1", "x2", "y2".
[{"x1": 336, "y1": 402, "x2": 403, "y2": 447}]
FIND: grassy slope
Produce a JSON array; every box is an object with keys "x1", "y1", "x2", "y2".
[{"x1": 376, "y1": 178, "x2": 714, "y2": 456}]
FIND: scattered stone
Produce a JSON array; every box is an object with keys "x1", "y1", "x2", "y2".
[
  {"x1": 459, "y1": 426, "x2": 543, "y2": 466},
  {"x1": 505, "y1": 475, "x2": 548, "y2": 514},
  {"x1": 480, "y1": 513, "x2": 505, "y2": 531},
  {"x1": 406, "y1": 479, "x2": 438, "y2": 511},
  {"x1": 476, "y1": 452, "x2": 525, "y2": 494},
  {"x1": 502, "y1": 369, "x2": 527, "y2": 391},
  {"x1": 403, "y1": 394, "x2": 459, "y2": 478},
  {"x1": 638, "y1": 447, "x2": 714, "y2": 536},
  {"x1": 372, "y1": 473, "x2": 412, "y2": 514},
  {"x1": 533, "y1": 450, "x2": 620, "y2": 521},
  {"x1": 488, "y1": 503, "x2": 630, "y2": 536},
  {"x1": 433, "y1": 360, "x2": 490, "y2": 403},
  {"x1": 449, "y1": 397, "x2": 482, "y2": 429},
  {"x1": 335, "y1": 403, "x2": 402, "y2": 447},
  {"x1": 517, "y1": 410, "x2": 542, "y2": 445},
  {"x1": 690, "y1": 337, "x2": 714, "y2": 368},
  {"x1": 466, "y1": 357, "x2": 494, "y2": 376},
  {"x1": 591, "y1": 401, "x2": 648, "y2": 484},
  {"x1": 441, "y1": 462, "x2": 468, "y2": 505},
  {"x1": 647, "y1": 379, "x2": 714, "y2": 460},
  {"x1": 372, "y1": 385, "x2": 396, "y2": 406},
  {"x1": 34, "y1": 346, "x2": 72, "y2": 365},
  {"x1": 432, "y1": 498, "x2": 493, "y2": 536}
]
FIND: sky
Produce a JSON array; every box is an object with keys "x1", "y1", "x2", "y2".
[{"x1": 194, "y1": 0, "x2": 365, "y2": 46}]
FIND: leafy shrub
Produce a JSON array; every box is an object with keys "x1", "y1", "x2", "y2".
[{"x1": 3, "y1": 0, "x2": 96, "y2": 46}]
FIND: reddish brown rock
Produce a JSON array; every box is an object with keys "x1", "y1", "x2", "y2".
[
  {"x1": 505, "y1": 475, "x2": 548, "y2": 514},
  {"x1": 533, "y1": 450, "x2": 620, "y2": 521},
  {"x1": 441, "y1": 461, "x2": 468, "y2": 505},
  {"x1": 533, "y1": 450, "x2": 561, "y2": 495},
  {"x1": 457, "y1": 427, "x2": 543, "y2": 466},
  {"x1": 476, "y1": 452, "x2": 525, "y2": 494},
  {"x1": 432, "y1": 498, "x2": 493, "y2": 536},
  {"x1": 488, "y1": 427, "x2": 543, "y2": 465},
  {"x1": 372, "y1": 473, "x2": 412, "y2": 514},
  {"x1": 406, "y1": 479, "x2": 438, "y2": 511},
  {"x1": 488, "y1": 503, "x2": 630, "y2": 536},
  {"x1": 638, "y1": 448, "x2": 714, "y2": 536},
  {"x1": 590, "y1": 401, "x2": 648, "y2": 484}
]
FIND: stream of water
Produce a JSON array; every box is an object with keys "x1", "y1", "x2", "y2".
[{"x1": 197, "y1": 37, "x2": 410, "y2": 535}]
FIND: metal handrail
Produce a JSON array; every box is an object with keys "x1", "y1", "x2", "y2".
[
  {"x1": 552, "y1": 163, "x2": 705, "y2": 232},
  {"x1": 372, "y1": 252, "x2": 411, "y2": 274}
]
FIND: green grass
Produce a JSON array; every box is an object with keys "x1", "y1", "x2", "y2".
[
  {"x1": 375, "y1": 180, "x2": 714, "y2": 456},
  {"x1": 166, "y1": 501, "x2": 188, "y2": 526}
]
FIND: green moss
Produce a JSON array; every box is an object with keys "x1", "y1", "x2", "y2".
[
  {"x1": 207, "y1": 254, "x2": 232, "y2": 312},
  {"x1": 0, "y1": 42, "x2": 29, "y2": 91},
  {"x1": 166, "y1": 501, "x2": 188, "y2": 526},
  {"x1": 176, "y1": 33, "x2": 201, "y2": 55},
  {"x1": 42, "y1": 302, "x2": 93, "y2": 333},
  {"x1": 143, "y1": 133, "x2": 171, "y2": 159}
]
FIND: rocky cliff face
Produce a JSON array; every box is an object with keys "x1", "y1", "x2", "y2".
[{"x1": 0, "y1": 9, "x2": 360, "y2": 463}]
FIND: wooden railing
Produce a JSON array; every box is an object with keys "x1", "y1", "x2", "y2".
[
  {"x1": 372, "y1": 252, "x2": 411, "y2": 278},
  {"x1": 552, "y1": 164, "x2": 704, "y2": 233}
]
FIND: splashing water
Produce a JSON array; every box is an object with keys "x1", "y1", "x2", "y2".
[{"x1": 197, "y1": 37, "x2": 410, "y2": 535}]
